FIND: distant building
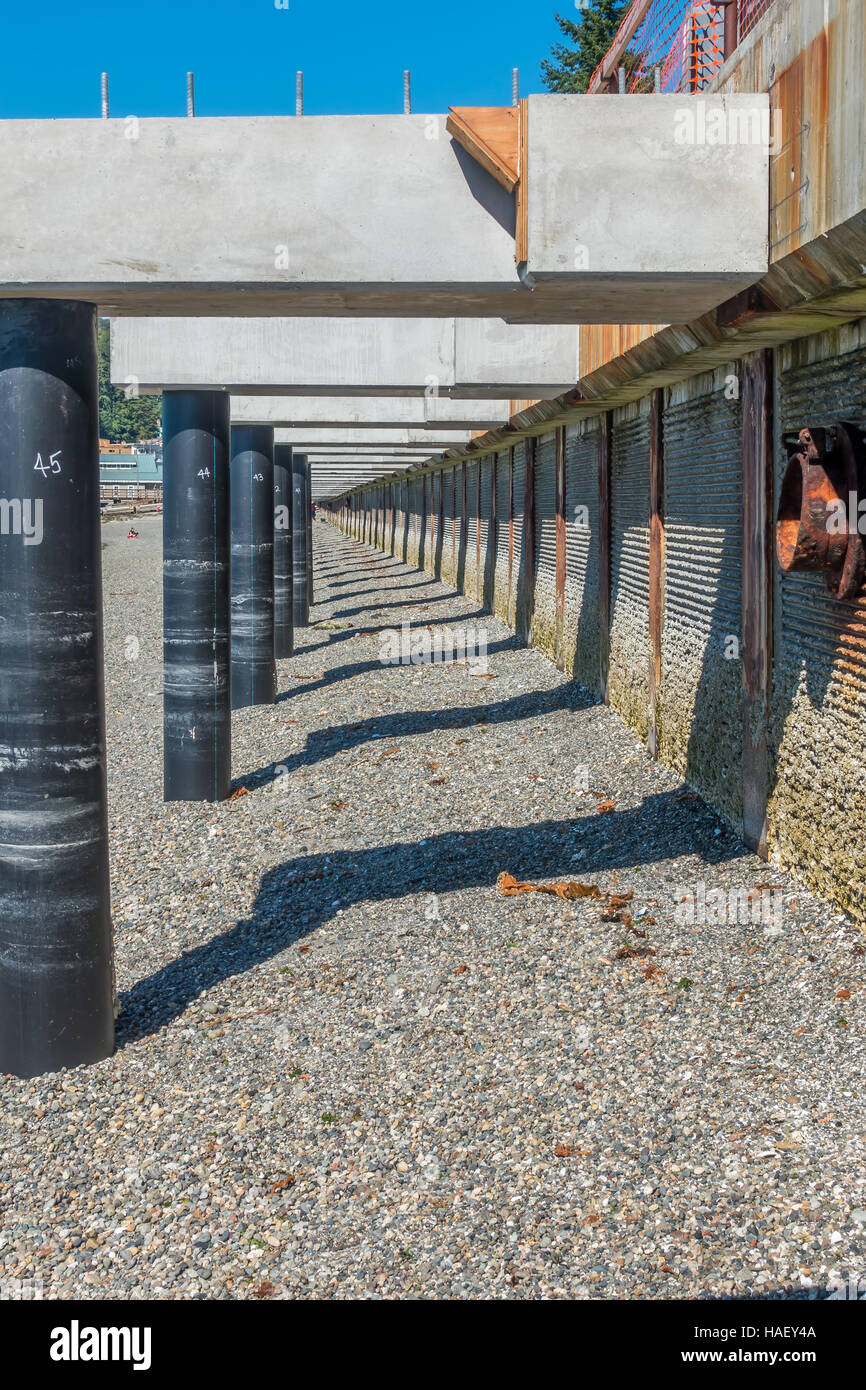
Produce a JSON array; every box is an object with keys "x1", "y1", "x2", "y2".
[{"x1": 99, "y1": 449, "x2": 162, "y2": 503}]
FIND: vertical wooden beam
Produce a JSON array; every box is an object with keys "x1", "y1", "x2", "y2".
[
  {"x1": 741, "y1": 348, "x2": 773, "y2": 859},
  {"x1": 555, "y1": 425, "x2": 567, "y2": 670},
  {"x1": 598, "y1": 412, "x2": 612, "y2": 703},
  {"x1": 648, "y1": 388, "x2": 664, "y2": 760}
]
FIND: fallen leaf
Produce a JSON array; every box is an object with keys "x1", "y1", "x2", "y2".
[
  {"x1": 614, "y1": 942, "x2": 656, "y2": 960},
  {"x1": 608, "y1": 892, "x2": 634, "y2": 910},
  {"x1": 253, "y1": 1281, "x2": 276, "y2": 1299},
  {"x1": 227, "y1": 786, "x2": 250, "y2": 802},
  {"x1": 837, "y1": 988, "x2": 851, "y2": 1000},
  {"x1": 430, "y1": 777, "x2": 447, "y2": 786},
  {"x1": 554, "y1": 1144, "x2": 574, "y2": 1157},
  {"x1": 496, "y1": 872, "x2": 601, "y2": 902},
  {"x1": 596, "y1": 800, "x2": 615, "y2": 814},
  {"x1": 269, "y1": 1174, "x2": 296, "y2": 1195},
  {"x1": 454, "y1": 964, "x2": 469, "y2": 975}
]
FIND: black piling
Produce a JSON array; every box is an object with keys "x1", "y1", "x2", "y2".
[
  {"x1": 291, "y1": 451, "x2": 310, "y2": 628},
  {"x1": 304, "y1": 457, "x2": 314, "y2": 613},
  {"x1": 0, "y1": 299, "x2": 114, "y2": 1078},
  {"x1": 230, "y1": 425, "x2": 276, "y2": 708},
  {"x1": 162, "y1": 391, "x2": 232, "y2": 802},
  {"x1": 273, "y1": 444, "x2": 294, "y2": 659}
]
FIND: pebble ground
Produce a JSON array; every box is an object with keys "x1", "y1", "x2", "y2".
[{"x1": 2, "y1": 517, "x2": 865, "y2": 1301}]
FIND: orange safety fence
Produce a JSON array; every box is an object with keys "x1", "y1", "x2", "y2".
[{"x1": 588, "y1": 0, "x2": 775, "y2": 95}]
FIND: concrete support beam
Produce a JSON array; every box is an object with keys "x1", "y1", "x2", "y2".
[
  {"x1": 112, "y1": 318, "x2": 579, "y2": 397},
  {"x1": 2, "y1": 102, "x2": 767, "y2": 322},
  {"x1": 231, "y1": 396, "x2": 512, "y2": 429},
  {"x1": 262, "y1": 428, "x2": 476, "y2": 448}
]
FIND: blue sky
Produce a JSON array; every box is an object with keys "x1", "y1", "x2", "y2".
[{"x1": 0, "y1": 1, "x2": 569, "y2": 118}]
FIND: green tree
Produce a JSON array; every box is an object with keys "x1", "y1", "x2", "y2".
[
  {"x1": 541, "y1": 3, "x2": 629, "y2": 94},
  {"x1": 97, "y1": 320, "x2": 161, "y2": 443}
]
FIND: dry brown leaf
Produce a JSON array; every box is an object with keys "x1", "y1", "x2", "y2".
[
  {"x1": 607, "y1": 891, "x2": 634, "y2": 910},
  {"x1": 253, "y1": 1281, "x2": 276, "y2": 1299},
  {"x1": 496, "y1": 871, "x2": 601, "y2": 901},
  {"x1": 454, "y1": 963, "x2": 469, "y2": 975},
  {"x1": 596, "y1": 800, "x2": 615, "y2": 814},
  {"x1": 269, "y1": 1174, "x2": 296, "y2": 1195},
  {"x1": 554, "y1": 1144, "x2": 574, "y2": 1157},
  {"x1": 227, "y1": 786, "x2": 250, "y2": 802}
]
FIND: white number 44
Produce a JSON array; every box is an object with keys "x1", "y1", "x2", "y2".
[
  {"x1": 34, "y1": 451, "x2": 62, "y2": 476},
  {"x1": 197, "y1": 468, "x2": 210, "y2": 479}
]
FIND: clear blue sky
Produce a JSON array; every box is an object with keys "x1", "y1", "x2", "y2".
[{"x1": 0, "y1": 1, "x2": 568, "y2": 118}]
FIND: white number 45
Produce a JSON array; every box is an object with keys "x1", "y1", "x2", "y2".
[{"x1": 34, "y1": 451, "x2": 62, "y2": 476}]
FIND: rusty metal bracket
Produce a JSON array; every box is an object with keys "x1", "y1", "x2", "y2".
[{"x1": 776, "y1": 424, "x2": 866, "y2": 600}]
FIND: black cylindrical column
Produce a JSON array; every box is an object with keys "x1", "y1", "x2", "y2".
[
  {"x1": 273, "y1": 444, "x2": 294, "y2": 660},
  {"x1": 163, "y1": 391, "x2": 231, "y2": 802},
  {"x1": 0, "y1": 299, "x2": 113, "y2": 1078},
  {"x1": 303, "y1": 457, "x2": 314, "y2": 613},
  {"x1": 291, "y1": 451, "x2": 310, "y2": 628},
  {"x1": 230, "y1": 425, "x2": 276, "y2": 708}
]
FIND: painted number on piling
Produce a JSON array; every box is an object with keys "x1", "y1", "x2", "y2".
[
  {"x1": 253, "y1": 473, "x2": 264, "y2": 482},
  {"x1": 34, "y1": 451, "x2": 62, "y2": 476},
  {"x1": 197, "y1": 469, "x2": 210, "y2": 479}
]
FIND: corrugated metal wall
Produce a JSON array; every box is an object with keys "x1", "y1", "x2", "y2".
[
  {"x1": 659, "y1": 367, "x2": 743, "y2": 829},
  {"x1": 399, "y1": 480, "x2": 409, "y2": 564},
  {"x1": 455, "y1": 464, "x2": 466, "y2": 593},
  {"x1": 494, "y1": 449, "x2": 512, "y2": 623},
  {"x1": 480, "y1": 458, "x2": 494, "y2": 609},
  {"x1": 409, "y1": 478, "x2": 422, "y2": 567},
  {"x1": 428, "y1": 472, "x2": 441, "y2": 578},
  {"x1": 464, "y1": 462, "x2": 479, "y2": 601},
  {"x1": 770, "y1": 323, "x2": 866, "y2": 921},
  {"x1": 511, "y1": 442, "x2": 526, "y2": 631},
  {"x1": 563, "y1": 421, "x2": 601, "y2": 692},
  {"x1": 532, "y1": 432, "x2": 558, "y2": 660},
  {"x1": 441, "y1": 465, "x2": 457, "y2": 585},
  {"x1": 609, "y1": 401, "x2": 651, "y2": 740}
]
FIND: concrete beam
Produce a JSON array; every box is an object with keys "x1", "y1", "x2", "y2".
[
  {"x1": 267, "y1": 428, "x2": 475, "y2": 447},
  {"x1": 521, "y1": 94, "x2": 768, "y2": 318},
  {"x1": 2, "y1": 100, "x2": 767, "y2": 323},
  {"x1": 230, "y1": 395, "x2": 511, "y2": 429},
  {"x1": 113, "y1": 318, "x2": 579, "y2": 398}
]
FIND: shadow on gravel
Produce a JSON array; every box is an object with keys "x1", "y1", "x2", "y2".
[
  {"x1": 242, "y1": 668, "x2": 583, "y2": 783},
  {"x1": 275, "y1": 634, "x2": 523, "y2": 703},
  {"x1": 117, "y1": 791, "x2": 742, "y2": 1044},
  {"x1": 326, "y1": 579, "x2": 439, "y2": 597},
  {"x1": 330, "y1": 593, "x2": 457, "y2": 619},
  {"x1": 295, "y1": 606, "x2": 494, "y2": 657}
]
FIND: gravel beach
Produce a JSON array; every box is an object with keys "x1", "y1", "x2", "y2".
[{"x1": 1, "y1": 516, "x2": 865, "y2": 1301}]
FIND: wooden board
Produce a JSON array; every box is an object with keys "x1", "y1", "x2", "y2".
[{"x1": 445, "y1": 105, "x2": 519, "y2": 194}]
